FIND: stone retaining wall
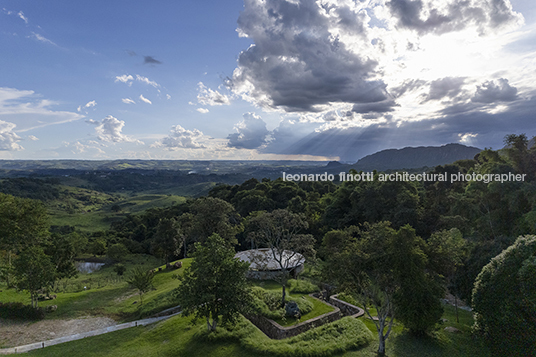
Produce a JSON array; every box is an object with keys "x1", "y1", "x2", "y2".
[
  {"x1": 329, "y1": 294, "x2": 365, "y2": 318},
  {"x1": 247, "y1": 294, "x2": 341, "y2": 339}
]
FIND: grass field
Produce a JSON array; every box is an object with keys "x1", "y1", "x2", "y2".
[
  {"x1": 48, "y1": 189, "x2": 187, "y2": 232},
  {"x1": 1, "y1": 258, "x2": 493, "y2": 356},
  {"x1": 0, "y1": 257, "x2": 192, "y2": 322},
  {"x1": 22, "y1": 303, "x2": 491, "y2": 357}
]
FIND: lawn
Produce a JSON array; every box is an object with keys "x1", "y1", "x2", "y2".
[
  {"x1": 1, "y1": 265, "x2": 494, "y2": 356},
  {"x1": 272, "y1": 294, "x2": 335, "y2": 327},
  {"x1": 24, "y1": 304, "x2": 492, "y2": 357},
  {"x1": 0, "y1": 257, "x2": 192, "y2": 322},
  {"x1": 251, "y1": 279, "x2": 334, "y2": 327},
  {"x1": 26, "y1": 314, "x2": 373, "y2": 357}
]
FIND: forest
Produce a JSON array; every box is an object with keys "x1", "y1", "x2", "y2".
[{"x1": 0, "y1": 134, "x2": 535, "y2": 356}]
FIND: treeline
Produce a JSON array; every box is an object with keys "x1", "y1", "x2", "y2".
[
  {"x1": 1, "y1": 134, "x2": 534, "y2": 353},
  {"x1": 85, "y1": 134, "x2": 534, "y2": 294}
]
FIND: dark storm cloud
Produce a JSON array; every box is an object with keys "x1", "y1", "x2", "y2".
[
  {"x1": 352, "y1": 99, "x2": 399, "y2": 114},
  {"x1": 471, "y1": 78, "x2": 518, "y2": 103},
  {"x1": 144, "y1": 56, "x2": 162, "y2": 65},
  {"x1": 230, "y1": 0, "x2": 389, "y2": 112},
  {"x1": 260, "y1": 94, "x2": 536, "y2": 161},
  {"x1": 425, "y1": 77, "x2": 466, "y2": 101},
  {"x1": 389, "y1": 79, "x2": 427, "y2": 98},
  {"x1": 386, "y1": 0, "x2": 523, "y2": 35},
  {"x1": 227, "y1": 113, "x2": 270, "y2": 149}
]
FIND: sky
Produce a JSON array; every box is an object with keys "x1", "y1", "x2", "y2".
[{"x1": 1, "y1": 0, "x2": 535, "y2": 162}]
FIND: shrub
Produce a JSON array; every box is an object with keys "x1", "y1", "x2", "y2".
[
  {"x1": 0, "y1": 302, "x2": 45, "y2": 320},
  {"x1": 288, "y1": 279, "x2": 320, "y2": 294},
  {"x1": 113, "y1": 263, "x2": 126, "y2": 276},
  {"x1": 107, "y1": 243, "x2": 129, "y2": 262},
  {"x1": 250, "y1": 287, "x2": 284, "y2": 320},
  {"x1": 293, "y1": 296, "x2": 313, "y2": 315},
  {"x1": 241, "y1": 316, "x2": 373, "y2": 356}
]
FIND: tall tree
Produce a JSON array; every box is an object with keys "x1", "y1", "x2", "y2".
[
  {"x1": 0, "y1": 193, "x2": 49, "y2": 286},
  {"x1": 175, "y1": 233, "x2": 252, "y2": 332},
  {"x1": 324, "y1": 222, "x2": 444, "y2": 353},
  {"x1": 46, "y1": 233, "x2": 79, "y2": 285},
  {"x1": 180, "y1": 197, "x2": 243, "y2": 255},
  {"x1": 472, "y1": 235, "x2": 536, "y2": 355},
  {"x1": 323, "y1": 222, "x2": 397, "y2": 355},
  {"x1": 247, "y1": 209, "x2": 315, "y2": 307},
  {"x1": 391, "y1": 225, "x2": 444, "y2": 335},
  {"x1": 503, "y1": 133, "x2": 536, "y2": 179},
  {"x1": 425, "y1": 228, "x2": 468, "y2": 322},
  {"x1": 151, "y1": 218, "x2": 182, "y2": 263},
  {"x1": 13, "y1": 246, "x2": 55, "y2": 308}
]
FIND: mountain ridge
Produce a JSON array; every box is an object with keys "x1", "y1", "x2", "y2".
[{"x1": 354, "y1": 143, "x2": 482, "y2": 171}]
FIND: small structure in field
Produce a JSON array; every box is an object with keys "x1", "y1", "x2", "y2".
[{"x1": 234, "y1": 248, "x2": 305, "y2": 280}]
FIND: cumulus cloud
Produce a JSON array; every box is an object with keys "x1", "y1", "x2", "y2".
[
  {"x1": 152, "y1": 125, "x2": 207, "y2": 149},
  {"x1": 458, "y1": 132, "x2": 478, "y2": 145},
  {"x1": 143, "y1": 56, "x2": 162, "y2": 65},
  {"x1": 386, "y1": 0, "x2": 523, "y2": 36},
  {"x1": 60, "y1": 140, "x2": 106, "y2": 156},
  {"x1": 28, "y1": 135, "x2": 39, "y2": 141},
  {"x1": 471, "y1": 78, "x2": 518, "y2": 103},
  {"x1": 136, "y1": 75, "x2": 159, "y2": 88},
  {"x1": 197, "y1": 82, "x2": 230, "y2": 106},
  {"x1": 18, "y1": 11, "x2": 28, "y2": 24},
  {"x1": 196, "y1": 108, "x2": 209, "y2": 114},
  {"x1": 77, "y1": 100, "x2": 97, "y2": 112},
  {"x1": 115, "y1": 74, "x2": 134, "y2": 85},
  {"x1": 88, "y1": 115, "x2": 143, "y2": 144},
  {"x1": 0, "y1": 120, "x2": 23, "y2": 150},
  {"x1": 229, "y1": 0, "x2": 389, "y2": 112},
  {"x1": 425, "y1": 77, "x2": 466, "y2": 101},
  {"x1": 227, "y1": 112, "x2": 270, "y2": 149},
  {"x1": 122, "y1": 98, "x2": 136, "y2": 104},
  {"x1": 139, "y1": 95, "x2": 152, "y2": 104}
]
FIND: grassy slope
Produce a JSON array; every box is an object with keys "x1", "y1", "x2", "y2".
[
  {"x1": 47, "y1": 186, "x2": 187, "y2": 232},
  {"x1": 0, "y1": 258, "x2": 192, "y2": 322},
  {"x1": 1, "y1": 261, "x2": 492, "y2": 356},
  {"x1": 25, "y1": 305, "x2": 490, "y2": 357}
]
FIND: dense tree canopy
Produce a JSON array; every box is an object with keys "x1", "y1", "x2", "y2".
[
  {"x1": 472, "y1": 235, "x2": 536, "y2": 355},
  {"x1": 13, "y1": 246, "x2": 55, "y2": 308},
  {"x1": 175, "y1": 233, "x2": 252, "y2": 332}
]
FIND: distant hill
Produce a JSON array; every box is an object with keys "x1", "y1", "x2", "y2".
[{"x1": 354, "y1": 143, "x2": 482, "y2": 171}]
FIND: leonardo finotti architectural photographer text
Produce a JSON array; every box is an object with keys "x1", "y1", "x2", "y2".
[{"x1": 282, "y1": 171, "x2": 527, "y2": 184}]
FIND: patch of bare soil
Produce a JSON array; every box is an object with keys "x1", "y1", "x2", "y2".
[
  {"x1": 443, "y1": 292, "x2": 472, "y2": 311},
  {"x1": 0, "y1": 316, "x2": 116, "y2": 348}
]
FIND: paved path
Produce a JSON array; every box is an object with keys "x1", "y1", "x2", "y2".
[{"x1": 0, "y1": 311, "x2": 181, "y2": 355}]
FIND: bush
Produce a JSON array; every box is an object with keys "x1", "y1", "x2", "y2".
[
  {"x1": 0, "y1": 302, "x2": 45, "y2": 320},
  {"x1": 288, "y1": 279, "x2": 320, "y2": 294},
  {"x1": 241, "y1": 316, "x2": 373, "y2": 356},
  {"x1": 113, "y1": 263, "x2": 126, "y2": 276},
  {"x1": 107, "y1": 243, "x2": 129, "y2": 262},
  {"x1": 202, "y1": 315, "x2": 373, "y2": 357},
  {"x1": 251, "y1": 287, "x2": 285, "y2": 320},
  {"x1": 293, "y1": 296, "x2": 313, "y2": 315}
]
